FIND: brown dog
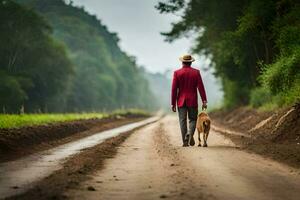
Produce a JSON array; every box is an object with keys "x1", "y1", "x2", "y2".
[{"x1": 196, "y1": 112, "x2": 211, "y2": 147}]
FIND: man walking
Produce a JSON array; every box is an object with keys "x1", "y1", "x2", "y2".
[{"x1": 171, "y1": 54, "x2": 207, "y2": 147}]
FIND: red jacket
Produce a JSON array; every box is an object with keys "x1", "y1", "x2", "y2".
[{"x1": 171, "y1": 65, "x2": 207, "y2": 107}]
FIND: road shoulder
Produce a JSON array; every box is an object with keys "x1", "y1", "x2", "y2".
[{"x1": 210, "y1": 105, "x2": 300, "y2": 169}]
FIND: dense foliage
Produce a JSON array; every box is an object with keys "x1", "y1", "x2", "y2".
[
  {"x1": 0, "y1": 0, "x2": 73, "y2": 113},
  {"x1": 0, "y1": 0, "x2": 157, "y2": 113},
  {"x1": 157, "y1": 0, "x2": 300, "y2": 108}
]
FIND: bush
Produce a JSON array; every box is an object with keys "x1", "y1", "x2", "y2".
[
  {"x1": 277, "y1": 78, "x2": 300, "y2": 106},
  {"x1": 250, "y1": 87, "x2": 272, "y2": 108},
  {"x1": 259, "y1": 46, "x2": 300, "y2": 106},
  {"x1": 222, "y1": 79, "x2": 250, "y2": 108},
  {"x1": 260, "y1": 51, "x2": 299, "y2": 92}
]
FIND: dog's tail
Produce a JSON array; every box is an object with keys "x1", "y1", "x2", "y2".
[{"x1": 203, "y1": 120, "x2": 210, "y2": 133}]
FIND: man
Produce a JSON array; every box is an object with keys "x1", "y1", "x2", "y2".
[{"x1": 171, "y1": 54, "x2": 207, "y2": 147}]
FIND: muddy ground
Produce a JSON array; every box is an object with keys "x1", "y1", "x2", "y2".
[
  {"x1": 210, "y1": 103, "x2": 300, "y2": 168},
  {"x1": 6, "y1": 128, "x2": 136, "y2": 200},
  {"x1": 0, "y1": 114, "x2": 147, "y2": 162}
]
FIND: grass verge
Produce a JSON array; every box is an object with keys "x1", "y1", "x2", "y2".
[{"x1": 0, "y1": 109, "x2": 150, "y2": 129}]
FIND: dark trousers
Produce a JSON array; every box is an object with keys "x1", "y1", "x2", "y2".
[{"x1": 178, "y1": 106, "x2": 198, "y2": 144}]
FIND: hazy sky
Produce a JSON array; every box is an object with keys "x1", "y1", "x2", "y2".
[
  {"x1": 72, "y1": 0, "x2": 223, "y2": 104},
  {"x1": 72, "y1": 0, "x2": 203, "y2": 73}
]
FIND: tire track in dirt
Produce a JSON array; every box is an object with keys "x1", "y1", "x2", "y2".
[
  {"x1": 0, "y1": 117, "x2": 146, "y2": 163},
  {"x1": 64, "y1": 117, "x2": 213, "y2": 200},
  {"x1": 153, "y1": 122, "x2": 213, "y2": 199},
  {"x1": 4, "y1": 117, "x2": 158, "y2": 200}
]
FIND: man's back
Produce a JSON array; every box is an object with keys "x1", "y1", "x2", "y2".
[{"x1": 171, "y1": 65, "x2": 207, "y2": 108}]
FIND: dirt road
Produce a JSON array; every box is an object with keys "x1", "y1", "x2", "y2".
[
  {"x1": 65, "y1": 115, "x2": 300, "y2": 200},
  {"x1": 0, "y1": 117, "x2": 159, "y2": 199}
]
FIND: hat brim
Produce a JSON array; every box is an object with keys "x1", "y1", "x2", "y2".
[{"x1": 179, "y1": 57, "x2": 195, "y2": 62}]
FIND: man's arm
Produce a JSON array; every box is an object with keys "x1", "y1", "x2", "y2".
[
  {"x1": 171, "y1": 72, "x2": 178, "y2": 112},
  {"x1": 197, "y1": 70, "x2": 207, "y2": 109}
]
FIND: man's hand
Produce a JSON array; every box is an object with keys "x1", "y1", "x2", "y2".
[
  {"x1": 171, "y1": 105, "x2": 176, "y2": 112},
  {"x1": 202, "y1": 102, "x2": 207, "y2": 111}
]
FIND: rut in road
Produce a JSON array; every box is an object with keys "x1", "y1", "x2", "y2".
[
  {"x1": 65, "y1": 115, "x2": 300, "y2": 200},
  {"x1": 0, "y1": 117, "x2": 159, "y2": 199}
]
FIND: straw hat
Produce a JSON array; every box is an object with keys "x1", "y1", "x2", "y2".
[{"x1": 179, "y1": 54, "x2": 195, "y2": 62}]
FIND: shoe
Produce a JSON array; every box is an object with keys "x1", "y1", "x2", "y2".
[
  {"x1": 188, "y1": 134, "x2": 195, "y2": 146},
  {"x1": 182, "y1": 143, "x2": 188, "y2": 147}
]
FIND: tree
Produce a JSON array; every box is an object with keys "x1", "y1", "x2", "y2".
[
  {"x1": 18, "y1": 0, "x2": 157, "y2": 112},
  {"x1": 0, "y1": 0, "x2": 73, "y2": 113},
  {"x1": 156, "y1": 0, "x2": 300, "y2": 108}
]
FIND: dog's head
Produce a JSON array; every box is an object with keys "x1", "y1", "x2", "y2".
[
  {"x1": 198, "y1": 111, "x2": 208, "y2": 118},
  {"x1": 198, "y1": 112, "x2": 210, "y2": 121}
]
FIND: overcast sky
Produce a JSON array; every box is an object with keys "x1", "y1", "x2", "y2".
[
  {"x1": 72, "y1": 0, "x2": 223, "y2": 104},
  {"x1": 72, "y1": 0, "x2": 204, "y2": 73}
]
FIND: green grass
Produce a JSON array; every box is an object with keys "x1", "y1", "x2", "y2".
[{"x1": 0, "y1": 109, "x2": 150, "y2": 129}]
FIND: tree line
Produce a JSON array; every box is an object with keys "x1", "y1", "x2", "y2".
[
  {"x1": 0, "y1": 0, "x2": 157, "y2": 113},
  {"x1": 157, "y1": 0, "x2": 299, "y2": 109}
]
